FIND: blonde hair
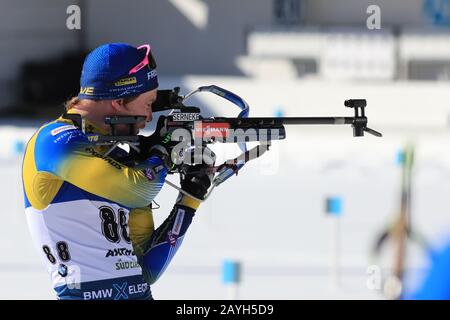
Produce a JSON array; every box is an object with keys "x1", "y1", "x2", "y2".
[{"x1": 64, "y1": 96, "x2": 80, "y2": 111}]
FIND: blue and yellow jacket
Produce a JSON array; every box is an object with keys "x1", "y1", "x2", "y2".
[{"x1": 22, "y1": 112, "x2": 199, "y2": 300}]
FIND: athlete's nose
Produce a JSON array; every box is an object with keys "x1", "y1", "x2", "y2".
[{"x1": 146, "y1": 109, "x2": 152, "y2": 123}]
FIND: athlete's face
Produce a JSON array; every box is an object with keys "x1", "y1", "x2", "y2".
[{"x1": 114, "y1": 89, "x2": 157, "y2": 134}]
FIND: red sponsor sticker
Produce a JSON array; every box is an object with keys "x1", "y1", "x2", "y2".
[{"x1": 194, "y1": 122, "x2": 230, "y2": 139}]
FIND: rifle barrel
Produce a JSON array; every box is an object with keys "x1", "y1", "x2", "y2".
[
  {"x1": 208, "y1": 117, "x2": 355, "y2": 127},
  {"x1": 277, "y1": 117, "x2": 354, "y2": 125}
]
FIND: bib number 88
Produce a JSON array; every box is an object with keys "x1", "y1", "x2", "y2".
[
  {"x1": 99, "y1": 206, "x2": 131, "y2": 244},
  {"x1": 42, "y1": 241, "x2": 71, "y2": 264}
]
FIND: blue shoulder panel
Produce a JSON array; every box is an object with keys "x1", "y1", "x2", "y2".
[
  {"x1": 34, "y1": 122, "x2": 88, "y2": 174},
  {"x1": 51, "y1": 181, "x2": 131, "y2": 210}
]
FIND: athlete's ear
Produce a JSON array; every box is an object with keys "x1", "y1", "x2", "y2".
[{"x1": 111, "y1": 99, "x2": 125, "y2": 111}]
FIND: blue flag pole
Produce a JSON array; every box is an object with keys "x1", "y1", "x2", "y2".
[
  {"x1": 222, "y1": 259, "x2": 242, "y2": 300},
  {"x1": 326, "y1": 196, "x2": 343, "y2": 289}
]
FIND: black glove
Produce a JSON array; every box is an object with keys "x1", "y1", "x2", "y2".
[
  {"x1": 136, "y1": 116, "x2": 177, "y2": 167},
  {"x1": 180, "y1": 165, "x2": 213, "y2": 200},
  {"x1": 179, "y1": 147, "x2": 216, "y2": 200}
]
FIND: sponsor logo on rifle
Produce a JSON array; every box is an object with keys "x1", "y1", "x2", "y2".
[
  {"x1": 194, "y1": 122, "x2": 230, "y2": 139},
  {"x1": 172, "y1": 113, "x2": 200, "y2": 121}
]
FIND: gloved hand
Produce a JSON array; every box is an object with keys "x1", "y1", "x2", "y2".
[
  {"x1": 180, "y1": 165, "x2": 213, "y2": 200},
  {"x1": 138, "y1": 116, "x2": 177, "y2": 168},
  {"x1": 179, "y1": 147, "x2": 216, "y2": 200}
]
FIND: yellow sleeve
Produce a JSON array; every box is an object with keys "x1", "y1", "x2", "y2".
[
  {"x1": 23, "y1": 120, "x2": 167, "y2": 210},
  {"x1": 128, "y1": 207, "x2": 155, "y2": 257},
  {"x1": 58, "y1": 148, "x2": 166, "y2": 208}
]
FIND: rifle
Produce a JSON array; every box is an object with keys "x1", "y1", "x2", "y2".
[{"x1": 88, "y1": 85, "x2": 382, "y2": 201}]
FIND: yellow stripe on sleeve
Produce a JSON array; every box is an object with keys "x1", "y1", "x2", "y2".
[{"x1": 129, "y1": 207, "x2": 154, "y2": 257}]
